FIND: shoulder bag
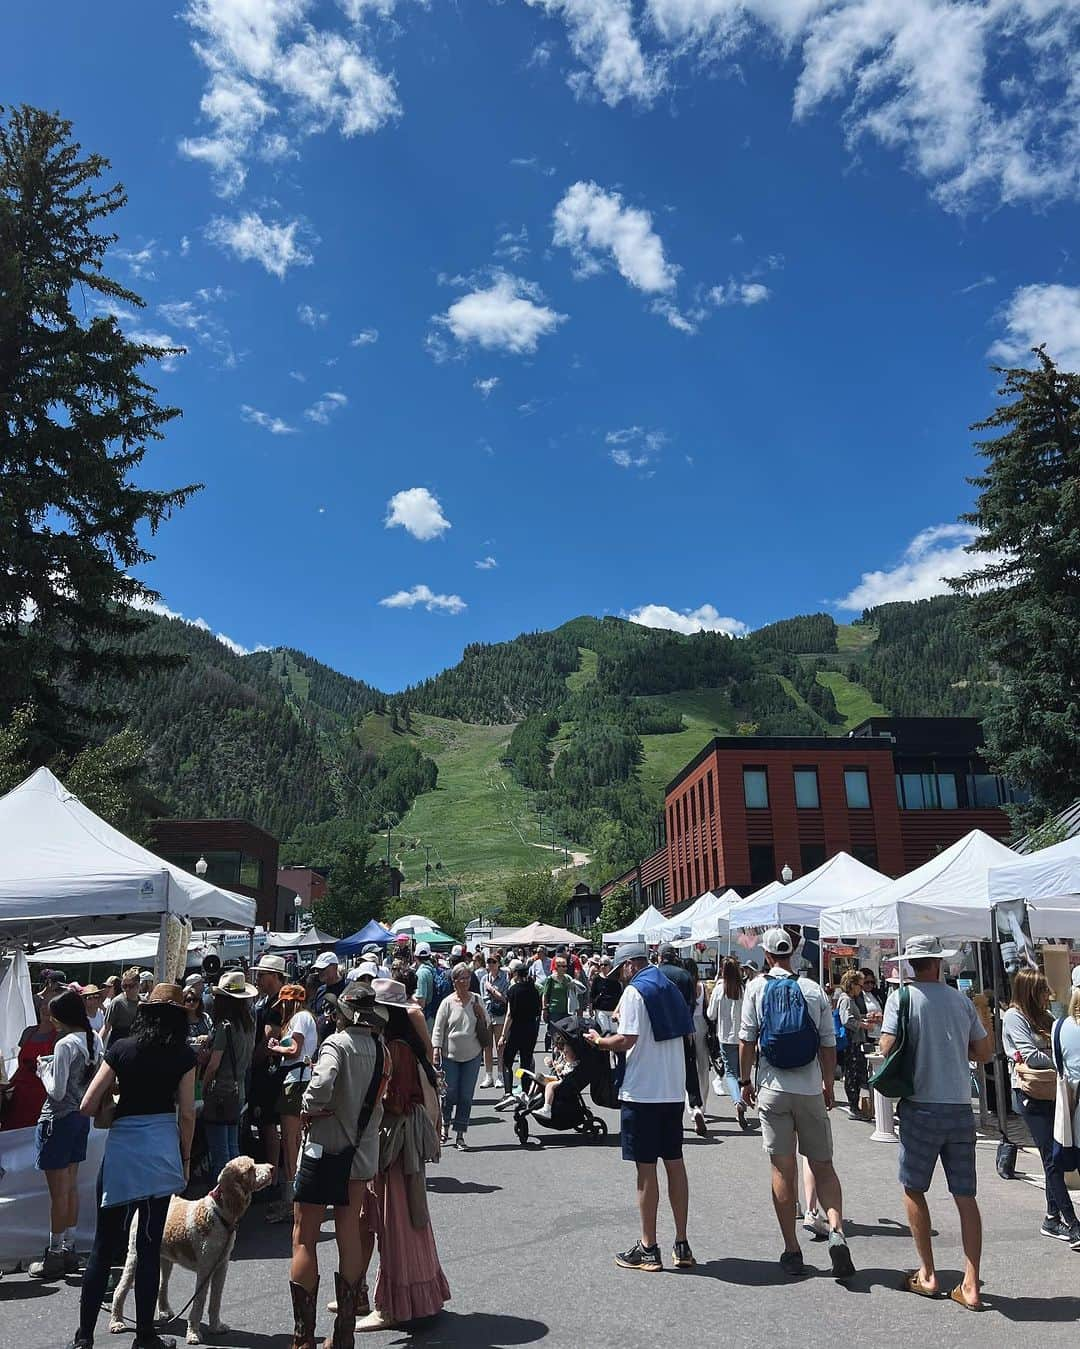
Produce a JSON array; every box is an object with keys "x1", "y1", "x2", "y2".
[
  {"x1": 202, "y1": 1025, "x2": 241, "y2": 1125},
  {"x1": 868, "y1": 985, "x2": 914, "y2": 1100},
  {"x1": 472, "y1": 998, "x2": 492, "y2": 1050},
  {"x1": 294, "y1": 1037, "x2": 385, "y2": 1208},
  {"x1": 1014, "y1": 1017, "x2": 1057, "y2": 1101}
]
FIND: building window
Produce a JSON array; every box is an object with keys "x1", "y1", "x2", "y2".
[
  {"x1": 844, "y1": 769, "x2": 871, "y2": 809},
  {"x1": 743, "y1": 768, "x2": 769, "y2": 809},
  {"x1": 800, "y1": 843, "x2": 826, "y2": 873},
  {"x1": 711, "y1": 848, "x2": 719, "y2": 887},
  {"x1": 707, "y1": 771, "x2": 715, "y2": 815},
  {"x1": 794, "y1": 767, "x2": 820, "y2": 809},
  {"x1": 748, "y1": 844, "x2": 775, "y2": 888},
  {"x1": 897, "y1": 772, "x2": 960, "y2": 810},
  {"x1": 852, "y1": 844, "x2": 879, "y2": 869}
]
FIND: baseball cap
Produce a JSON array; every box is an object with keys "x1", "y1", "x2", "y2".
[
  {"x1": 609, "y1": 942, "x2": 648, "y2": 974},
  {"x1": 314, "y1": 950, "x2": 341, "y2": 970},
  {"x1": 414, "y1": 942, "x2": 432, "y2": 957},
  {"x1": 658, "y1": 943, "x2": 677, "y2": 960},
  {"x1": 508, "y1": 958, "x2": 524, "y2": 973},
  {"x1": 761, "y1": 928, "x2": 794, "y2": 957},
  {"x1": 361, "y1": 943, "x2": 380, "y2": 955}
]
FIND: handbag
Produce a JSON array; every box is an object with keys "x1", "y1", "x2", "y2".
[
  {"x1": 473, "y1": 1000, "x2": 492, "y2": 1050},
  {"x1": 294, "y1": 1039, "x2": 385, "y2": 1208},
  {"x1": 868, "y1": 985, "x2": 914, "y2": 1099},
  {"x1": 1016, "y1": 1060, "x2": 1058, "y2": 1101},
  {"x1": 93, "y1": 1091, "x2": 119, "y2": 1131},
  {"x1": 202, "y1": 1025, "x2": 241, "y2": 1125}
]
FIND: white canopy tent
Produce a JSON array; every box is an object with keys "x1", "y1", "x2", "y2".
[
  {"x1": 727, "y1": 852, "x2": 888, "y2": 930},
  {"x1": 0, "y1": 768, "x2": 256, "y2": 947},
  {"x1": 603, "y1": 904, "x2": 667, "y2": 945},
  {"x1": 655, "y1": 889, "x2": 720, "y2": 942},
  {"x1": 818, "y1": 829, "x2": 1018, "y2": 941},
  {"x1": 990, "y1": 834, "x2": 1080, "y2": 907},
  {"x1": 687, "y1": 889, "x2": 742, "y2": 942}
]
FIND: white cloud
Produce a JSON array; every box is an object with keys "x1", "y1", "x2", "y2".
[
  {"x1": 627, "y1": 603, "x2": 748, "y2": 636},
  {"x1": 510, "y1": 154, "x2": 557, "y2": 176},
  {"x1": 379, "y1": 584, "x2": 466, "y2": 614},
  {"x1": 241, "y1": 403, "x2": 297, "y2": 434},
  {"x1": 157, "y1": 291, "x2": 236, "y2": 368},
  {"x1": 113, "y1": 240, "x2": 160, "y2": 279},
  {"x1": 180, "y1": 0, "x2": 401, "y2": 193},
  {"x1": 710, "y1": 280, "x2": 771, "y2": 307},
  {"x1": 957, "y1": 274, "x2": 996, "y2": 295},
  {"x1": 553, "y1": 181, "x2": 677, "y2": 294},
  {"x1": 304, "y1": 391, "x2": 348, "y2": 424},
  {"x1": 385, "y1": 487, "x2": 451, "y2": 541},
  {"x1": 525, "y1": 0, "x2": 664, "y2": 106},
  {"x1": 350, "y1": 327, "x2": 379, "y2": 346},
  {"x1": 298, "y1": 302, "x2": 328, "y2": 326},
  {"x1": 833, "y1": 523, "x2": 997, "y2": 611},
  {"x1": 495, "y1": 227, "x2": 530, "y2": 263},
  {"x1": 180, "y1": 235, "x2": 191, "y2": 256},
  {"x1": 206, "y1": 211, "x2": 314, "y2": 277},
  {"x1": 606, "y1": 425, "x2": 667, "y2": 469},
  {"x1": 127, "y1": 329, "x2": 185, "y2": 373},
  {"x1": 989, "y1": 283, "x2": 1080, "y2": 372},
  {"x1": 475, "y1": 555, "x2": 498, "y2": 569},
  {"x1": 289, "y1": 369, "x2": 306, "y2": 381},
  {"x1": 431, "y1": 271, "x2": 567, "y2": 356},
  {"x1": 129, "y1": 592, "x2": 263, "y2": 655},
  {"x1": 474, "y1": 376, "x2": 500, "y2": 398}
]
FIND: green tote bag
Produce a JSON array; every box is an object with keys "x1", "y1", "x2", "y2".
[{"x1": 867, "y1": 984, "x2": 915, "y2": 1099}]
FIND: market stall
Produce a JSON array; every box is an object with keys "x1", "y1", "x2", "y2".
[
  {"x1": 602, "y1": 904, "x2": 667, "y2": 945},
  {"x1": 489, "y1": 920, "x2": 587, "y2": 948}
]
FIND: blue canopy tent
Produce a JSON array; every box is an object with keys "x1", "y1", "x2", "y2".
[{"x1": 334, "y1": 920, "x2": 393, "y2": 957}]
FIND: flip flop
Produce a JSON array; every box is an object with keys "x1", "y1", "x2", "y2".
[
  {"x1": 948, "y1": 1285, "x2": 982, "y2": 1311},
  {"x1": 902, "y1": 1270, "x2": 941, "y2": 1299}
]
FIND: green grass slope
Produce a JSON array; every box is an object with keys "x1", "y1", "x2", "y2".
[
  {"x1": 389, "y1": 714, "x2": 554, "y2": 906},
  {"x1": 815, "y1": 670, "x2": 887, "y2": 728},
  {"x1": 638, "y1": 689, "x2": 735, "y2": 796},
  {"x1": 565, "y1": 646, "x2": 598, "y2": 693}
]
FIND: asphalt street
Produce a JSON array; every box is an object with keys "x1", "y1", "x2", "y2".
[{"x1": 4, "y1": 1083, "x2": 1080, "y2": 1349}]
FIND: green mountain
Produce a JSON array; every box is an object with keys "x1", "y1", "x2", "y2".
[{"x1": 106, "y1": 596, "x2": 990, "y2": 909}]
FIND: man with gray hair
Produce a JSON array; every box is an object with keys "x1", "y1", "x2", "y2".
[
  {"x1": 586, "y1": 942, "x2": 696, "y2": 1272},
  {"x1": 879, "y1": 935, "x2": 992, "y2": 1309}
]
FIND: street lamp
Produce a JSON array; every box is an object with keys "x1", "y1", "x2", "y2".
[
  {"x1": 195, "y1": 856, "x2": 208, "y2": 878},
  {"x1": 780, "y1": 863, "x2": 793, "y2": 884}
]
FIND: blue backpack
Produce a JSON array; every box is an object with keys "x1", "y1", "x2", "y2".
[
  {"x1": 759, "y1": 975, "x2": 820, "y2": 1070},
  {"x1": 429, "y1": 965, "x2": 453, "y2": 1018}
]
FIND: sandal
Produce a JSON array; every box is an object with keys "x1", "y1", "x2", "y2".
[
  {"x1": 948, "y1": 1284, "x2": 982, "y2": 1311},
  {"x1": 902, "y1": 1270, "x2": 940, "y2": 1299}
]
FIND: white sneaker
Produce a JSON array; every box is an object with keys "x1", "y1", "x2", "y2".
[
  {"x1": 479, "y1": 1074, "x2": 493, "y2": 1088},
  {"x1": 802, "y1": 1208, "x2": 829, "y2": 1240}
]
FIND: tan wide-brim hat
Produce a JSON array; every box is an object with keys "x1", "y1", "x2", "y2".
[
  {"x1": 146, "y1": 983, "x2": 185, "y2": 1007},
  {"x1": 215, "y1": 970, "x2": 258, "y2": 999}
]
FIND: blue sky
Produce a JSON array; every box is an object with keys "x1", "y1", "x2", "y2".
[{"x1": 6, "y1": 1, "x2": 1080, "y2": 691}]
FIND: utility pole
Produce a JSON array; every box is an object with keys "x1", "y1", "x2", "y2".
[
  {"x1": 550, "y1": 825, "x2": 557, "y2": 854},
  {"x1": 537, "y1": 809, "x2": 544, "y2": 841},
  {"x1": 424, "y1": 844, "x2": 432, "y2": 889}
]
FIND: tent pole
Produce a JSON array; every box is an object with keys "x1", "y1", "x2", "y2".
[{"x1": 988, "y1": 906, "x2": 1011, "y2": 1143}]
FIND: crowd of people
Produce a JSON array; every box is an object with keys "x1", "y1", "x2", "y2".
[{"x1": 2, "y1": 926, "x2": 1080, "y2": 1344}]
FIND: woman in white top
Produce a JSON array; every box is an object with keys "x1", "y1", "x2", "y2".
[
  {"x1": 30, "y1": 989, "x2": 103, "y2": 1279},
  {"x1": 707, "y1": 957, "x2": 749, "y2": 1129},
  {"x1": 432, "y1": 964, "x2": 489, "y2": 1149},
  {"x1": 268, "y1": 983, "x2": 318, "y2": 1213}
]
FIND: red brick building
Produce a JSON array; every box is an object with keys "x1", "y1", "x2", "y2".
[
  {"x1": 661, "y1": 718, "x2": 1022, "y2": 908},
  {"x1": 150, "y1": 818, "x2": 280, "y2": 928}
]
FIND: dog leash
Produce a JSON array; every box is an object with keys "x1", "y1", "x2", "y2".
[{"x1": 103, "y1": 1187, "x2": 242, "y2": 1331}]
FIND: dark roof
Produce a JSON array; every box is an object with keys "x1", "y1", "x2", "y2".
[
  {"x1": 665, "y1": 734, "x2": 893, "y2": 796},
  {"x1": 1016, "y1": 799, "x2": 1080, "y2": 853}
]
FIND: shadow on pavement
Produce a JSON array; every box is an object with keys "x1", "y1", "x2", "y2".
[
  {"x1": 427, "y1": 1177, "x2": 502, "y2": 1195},
  {"x1": 843, "y1": 1218, "x2": 936, "y2": 1239},
  {"x1": 679, "y1": 1256, "x2": 822, "y2": 1287},
  {"x1": 390, "y1": 1310, "x2": 548, "y2": 1346}
]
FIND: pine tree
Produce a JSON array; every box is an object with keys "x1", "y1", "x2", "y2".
[
  {"x1": 950, "y1": 348, "x2": 1080, "y2": 814},
  {"x1": 0, "y1": 105, "x2": 199, "y2": 757}
]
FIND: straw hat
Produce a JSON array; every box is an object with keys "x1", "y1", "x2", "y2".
[
  {"x1": 146, "y1": 983, "x2": 185, "y2": 1007},
  {"x1": 215, "y1": 970, "x2": 258, "y2": 999}
]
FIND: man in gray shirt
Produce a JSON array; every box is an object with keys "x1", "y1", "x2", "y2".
[{"x1": 879, "y1": 935, "x2": 992, "y2": 1310}]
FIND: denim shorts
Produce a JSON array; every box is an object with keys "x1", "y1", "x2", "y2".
[
  {"x1": 897, "y1": 1101, "x2": 977, "y2": 1196},
  {"x1": 620, "y1": 1102, "x2": 683, "y2": 1164},
  {"x1": 35, "y1": 1110, "x2": 91, "y2": 1171}
]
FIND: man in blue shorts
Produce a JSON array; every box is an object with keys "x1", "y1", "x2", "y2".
[
  {"x1": 879, "y1": 935, "x2": 992, "y2": 1310},
  {"x1": 586, "y1": 942, "x2": 695, "y2": 1272}
]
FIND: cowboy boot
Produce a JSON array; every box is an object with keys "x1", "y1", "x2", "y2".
[
  {"x1": 290, "y1": 1278, "x2": 319, "y2": 1349},
  {"x1": 322, "y1": 1272, "x2": 362, "y2": 1349}
]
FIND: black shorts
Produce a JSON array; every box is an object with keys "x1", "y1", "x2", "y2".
[{"x1": 620, "y1": 1102, "x2": 683, "y2": 1164}]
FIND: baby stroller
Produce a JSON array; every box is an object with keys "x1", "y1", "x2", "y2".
[{"x1": 509, "y1": 1015, "x2": 616, "y2": 1146}]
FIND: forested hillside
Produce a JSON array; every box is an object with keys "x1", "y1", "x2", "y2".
[{"x1": 100, "y1": 594, "x2": 990, "y2": 899}]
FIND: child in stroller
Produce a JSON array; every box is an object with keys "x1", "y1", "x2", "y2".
[{"x1": 507, "y1": 1015, "x2": 614, "y2": 1145}]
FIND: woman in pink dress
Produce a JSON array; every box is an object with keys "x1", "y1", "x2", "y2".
[{"x1": 358, "y1": 981, "x2": 449, "y2": 1333}]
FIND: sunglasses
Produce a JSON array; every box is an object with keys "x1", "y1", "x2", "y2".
[{"x1": 183, "y1": 996, "x2": 200, "y2": 1005}]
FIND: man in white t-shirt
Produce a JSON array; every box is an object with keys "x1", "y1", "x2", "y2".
[
  {"x1": 740, "y1": 928, "x2": 854, "y2": 1280},
  {"x1": 586, "y1": 942, "x2": 695, "y2": 1274}
]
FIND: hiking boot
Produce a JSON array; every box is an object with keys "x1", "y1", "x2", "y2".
[
  {"x1": 828, "y1": 1230, "x2": 855, "y2": 1279},
  {"x1": 779, "y1": 1249, "x2": 810, "y2": 1278},
  {"x1": 27, "y1": 1247, "x2": 66, "y2": 1280},
  {"x1": 671, "y1": 1240, "x2": 696, "y2": 1269},
  {"x1": 615, "y1": 1240, "x2": 662, "y2": 1271},
  {"x1": 1041, "y1": 1215, "x2": 1073, "y2": 1241}
]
